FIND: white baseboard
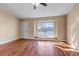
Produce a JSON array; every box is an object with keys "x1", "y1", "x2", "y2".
[{"x1": 0, "y1": 38, "x2": 19, "y2": 45}]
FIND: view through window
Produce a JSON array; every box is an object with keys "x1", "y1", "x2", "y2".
[{"x1": 35, "y1": 20, "x2": 56, "y2": 38}]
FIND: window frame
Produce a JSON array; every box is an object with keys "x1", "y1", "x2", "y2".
[{"x1": 34, "y1": 20, "x2": 57, "y2": 38}]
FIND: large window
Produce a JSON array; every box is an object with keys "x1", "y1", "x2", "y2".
[{"x1": 35, "y1": 20, "x2": 56, "y2": 38}]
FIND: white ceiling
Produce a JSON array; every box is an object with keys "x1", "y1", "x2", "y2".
[{"x1": 0, "y1": 3, "x2": 74, "y2": 18}]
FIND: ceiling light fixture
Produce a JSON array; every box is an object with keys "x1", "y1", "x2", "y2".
[
  {"x1": 32, "y1": 3, "x2": 40, "y2": 9},
  {"x1": 32, "y1": 3, "x2": 47, "y2": 9}
]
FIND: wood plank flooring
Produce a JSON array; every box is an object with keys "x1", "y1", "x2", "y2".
[{"x1": 0, "y1": 39, "x2": 79, "y2": 56}]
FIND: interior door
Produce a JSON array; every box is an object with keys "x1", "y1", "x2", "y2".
[{"x1": 20, "y1": 22, "x2": 28, "y2": 38}]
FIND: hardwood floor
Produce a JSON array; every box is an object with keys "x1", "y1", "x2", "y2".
[{"x1": 0, "y1": 39, "x2": 79, "y2": 56}]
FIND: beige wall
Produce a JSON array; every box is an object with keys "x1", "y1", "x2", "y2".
[
  {"x1": 67, "y1": 4, "x2": 79, "y2": 50},
  {"x1": 21, "y1": 16, "x2": 66, "y2": 41},
  {"x1": 0, "y1": 10, "x2": 20, "y2": 44}
]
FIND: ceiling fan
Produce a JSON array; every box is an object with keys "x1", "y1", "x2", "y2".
[{"x1": 33, "y1": 3, "x2": 47, "y2": 9}]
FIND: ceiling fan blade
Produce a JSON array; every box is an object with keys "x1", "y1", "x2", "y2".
[
  {"x1": 33, "y1": 5, "x2": 36, "y2": 9},
  {"x1": 40, "y1": 3, "x2": 47, "y2": 6}
]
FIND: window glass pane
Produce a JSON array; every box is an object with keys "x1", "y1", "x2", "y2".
[{"x1": 37, "y1": 21, "x2": 56, "y2": 38}]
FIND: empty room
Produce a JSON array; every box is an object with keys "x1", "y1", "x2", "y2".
[{"x1": 0, "y1": 3, "x2": 79, "y2": 56}]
